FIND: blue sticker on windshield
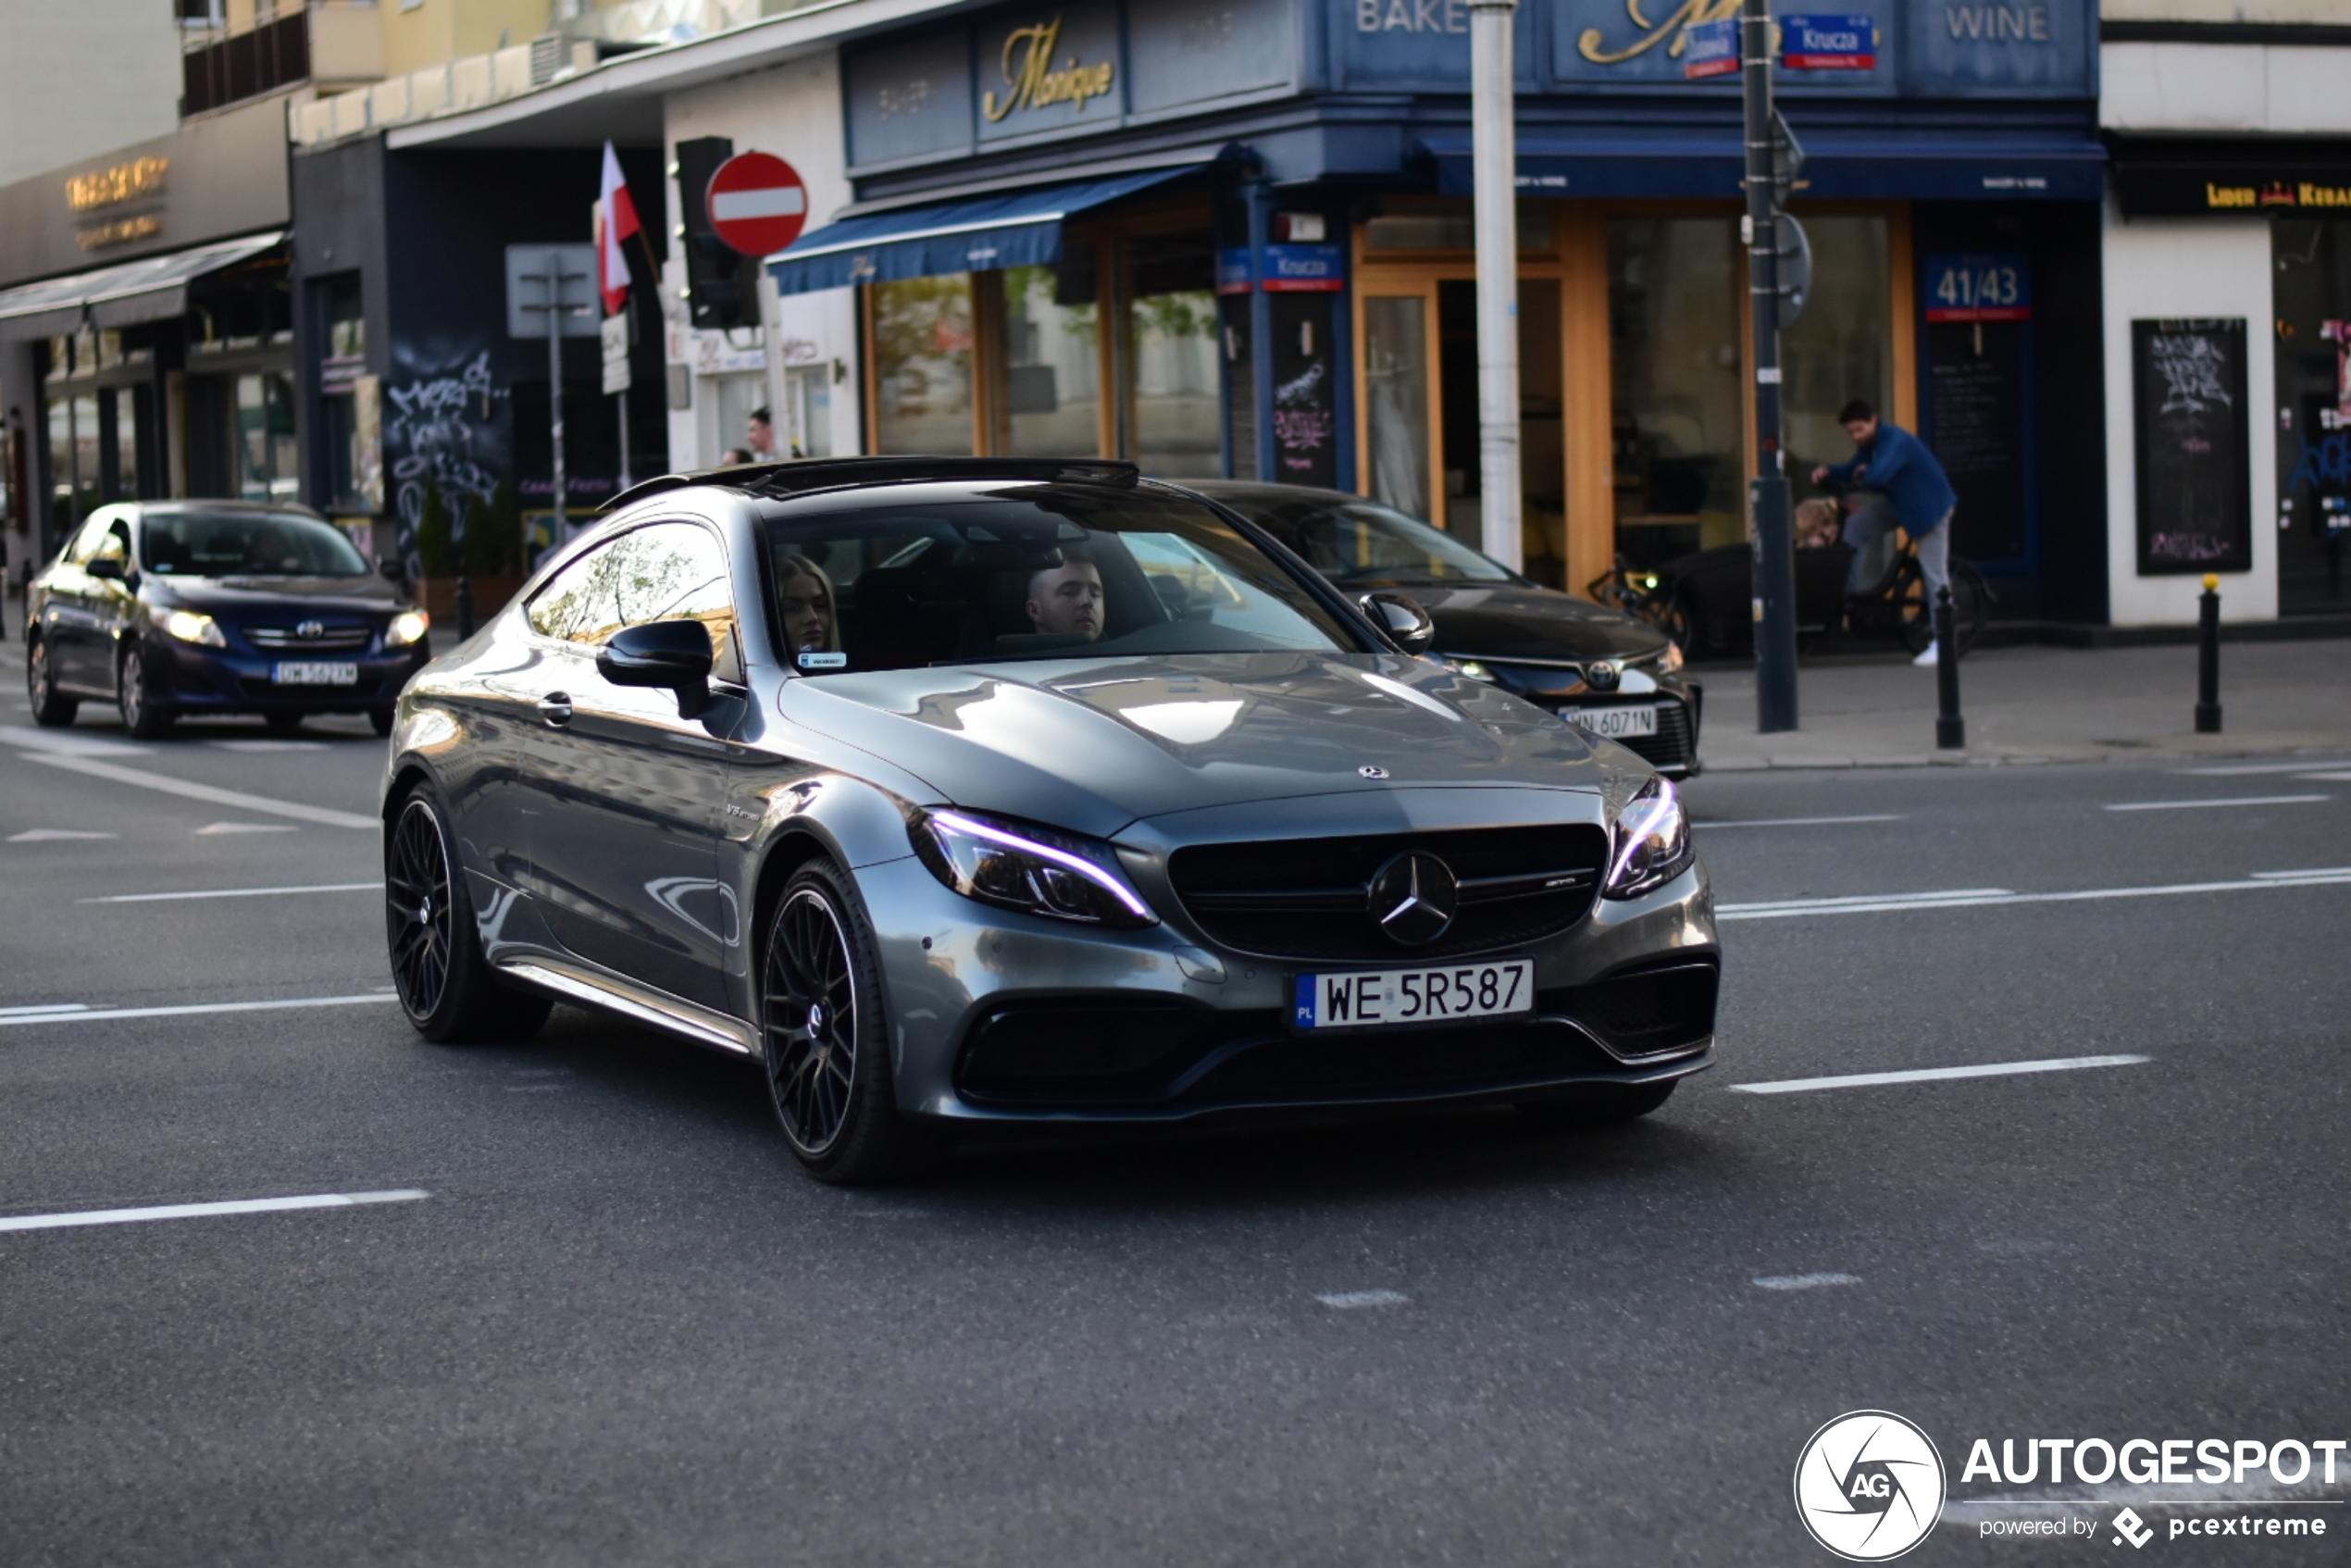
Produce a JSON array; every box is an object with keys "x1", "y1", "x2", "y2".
[{"x1": 797, "y1": 651, "x2": 847, "y2": 669}]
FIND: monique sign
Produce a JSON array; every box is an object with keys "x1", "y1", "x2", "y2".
[
  {"x1": 1577, "y1": 0, "x2": 1742, "y2": 66},
  {"x1": 983, "y1": 16, "x2": 1116, "y2": 120}
]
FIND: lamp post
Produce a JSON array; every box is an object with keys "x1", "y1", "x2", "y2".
[
  {"x1": 1743, "y1": 0, "x2": 1798, "y2": 731},
  {"x1": 1469, "y1": 0, "x2": 1523, "y2": 574}
]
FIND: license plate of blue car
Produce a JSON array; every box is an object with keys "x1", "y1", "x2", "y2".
[
  {"x1": 1293, "y1": 959, "x2": 1536, "y2": 1032},
  {"x1": 272, "y1": 661, "x2": 358, "y2": 685}
]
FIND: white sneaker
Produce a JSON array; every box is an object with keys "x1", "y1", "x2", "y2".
[{"x1": 1912, "y1": 641, "x2": 1939, "y2": 667}]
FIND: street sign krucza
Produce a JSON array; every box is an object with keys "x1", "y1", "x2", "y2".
[
  {"x1": 707, "y1": 153, "x2": 808, "y2": 257},
  {"x1": 1780, "y1": 14, "x2": 1877, "y2": 69}
]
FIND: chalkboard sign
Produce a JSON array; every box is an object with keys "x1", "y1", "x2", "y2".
[
  {"x1": 1268, "y1": 293, "x2": 1338, "y2": 489},
  {"x1": 2133, "y1": 318, "x2": 2252, "y2": 575},
  {"x1": 1922, "y1": 252, "x2": 2035, "y2": 566}
]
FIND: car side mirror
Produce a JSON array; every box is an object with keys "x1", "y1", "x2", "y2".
[
  {"x1": 86, "y1": 557, "x2": 126, "y2": 582},
  {"x1": 598, "y1": 619, "x2": 716, "y2": 716},
  {"x1": 1358, "y1": 591, "x2": 1436, "y2": 656},
  {"x1": 378, "y1": 558, "x2": 407, "y2": 583}
]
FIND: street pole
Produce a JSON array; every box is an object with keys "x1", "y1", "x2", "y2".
[
  {"x1": 1469, "y1": 0, "x2": 1523, "y2": 573},
  {"x1": 546, "y1": 249, "x2": 568, "y2": 541},
  {"x1": 1743, "y1": 0, "x2": 1798, "y2": 732}
]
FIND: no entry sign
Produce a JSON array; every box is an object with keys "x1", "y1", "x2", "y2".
[{"x1": 706, "y1": 153, "x2": 807, "y2": 256}]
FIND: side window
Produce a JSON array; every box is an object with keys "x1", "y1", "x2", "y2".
[
  {"x1": 526, "y1": 523, "x2": 741, "y2": 678},
  {"x1": 68, "y1": 512, "x2": 126, "y2": 565}
]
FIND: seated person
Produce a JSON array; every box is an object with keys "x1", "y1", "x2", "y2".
[
  {"x1": 1795, "y1": 497, "x2": 1846, "y2": 550},
  {"x1": 777, "y1": 553, "x2": 838, "y2": 656},
  {"x1": 1026, "y1": 554, "x2": 1104, "y2": 643}
]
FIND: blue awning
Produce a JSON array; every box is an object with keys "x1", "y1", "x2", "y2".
[
  {"x1": 1423, "y1": 131, "x2": 2105, "y2": 203},
  {"x1": 768, "y1": 167, "x2": 1206, "y2": 295}
]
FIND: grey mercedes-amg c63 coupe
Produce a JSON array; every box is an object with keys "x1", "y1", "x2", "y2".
[{"x1": 381, "y1": 457, "x2": 1720, "y2": 1183}]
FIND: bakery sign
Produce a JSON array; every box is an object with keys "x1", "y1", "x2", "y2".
[{"x1": 982, "y1": 16, "x2": 1116, "y2": 120}]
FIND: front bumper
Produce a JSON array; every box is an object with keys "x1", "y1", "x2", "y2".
[
  {"x1": 146, "y1": 636, "x2": 429, "y2": 714},
  {"x1": 861, "y1": 852, "x2": 1719, "y2": 1126}
]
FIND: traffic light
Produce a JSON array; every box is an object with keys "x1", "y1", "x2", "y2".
[{"x1": 675, "y1": 136, "x2": 760, "y2": 330}]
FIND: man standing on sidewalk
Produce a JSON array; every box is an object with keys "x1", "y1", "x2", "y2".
[{"x1": 1812, "y1": 398, "x2": 1959, "y2": 666}]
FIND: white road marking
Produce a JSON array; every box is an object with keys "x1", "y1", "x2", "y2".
[
  {"x1": 1753, "y1": 1273, "x2": 1860, "y2": 1291},
  {"x1": 0, "y1": 726, "x2": 154, "y2": 756},
  {"x1": 1717, "y1": 868, "x2": 2351, "y2": 920},
  {"x1": 0, "y1": 1188, "x2": 428, "y2": 1234},
  {"x1": 0, "y1": 1003, "x2": 91, "y2": 1017},
  {"x1": 7, "y1": 828, "x2": 117, "y2": 841},
  {"x1": 81, "y1": 881, "x2": 379, "y2": 903},
  {"x1": 1698, "y1": 815, "x2": 1905, "y2": 828},
  {"x1": 17, "y1": 752, "x2": 377, "y2": 829},
  {"x1": 1315, "y1": 1288, "x2": 1410, "y2": 1310},
  {"x1": 2289, "y1": 770, "x2": 2351, "y2": 781},
  {"x1": 193, "y1": 821, "x2": 300, "y2": 835},
  {"x1": 2176, "y1": 760, "x2": 2351, "y2": 776},
  {"x1": 2105, "y1": 794, "x2": 2329, "y2": 812},
  {"x1": 1732, "y1": 1054, "x2": 2150, "y2": 1095},
  {"x1": 207, "y1": 740, "x2": 328, "y2": 753},
  {"x1": 0, "y1": 993, "x2": 400, "y2": 1027}
]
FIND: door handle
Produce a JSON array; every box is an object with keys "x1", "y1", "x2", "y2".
[{"x1": 537, "y1": 692, "x2": 574, "y2": 728}]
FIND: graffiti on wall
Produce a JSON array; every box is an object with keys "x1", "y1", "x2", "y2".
[{"x1": 383, "y1": 347, "x2": 507, "y2": 568}]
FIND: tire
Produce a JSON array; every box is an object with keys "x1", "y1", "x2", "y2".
[
  {"x1": 265, "y1": 711, "x2": 305, "y2": 734},
  {"x1": 1897, "y1": 564, "x2": 1987, "y2": 657},
  {"x1": 385, "y1": 789, "x2": 551, "y2": 1045},
  {"x1": 368, "y1": 706, "x2": 395, "y2": 738},
  {"x1": 26, "y1": 638, "x2": 78, "y2": 728},
  {"x1": 117, "y1": 645, "x2": 174, "y2": 740},
  {"x1": 1516, "y1": 1079, "x2": 1678, "y2": 1128},
  {"x1": 760, "y1": 858, "x2": 939, "y2": 1185}
]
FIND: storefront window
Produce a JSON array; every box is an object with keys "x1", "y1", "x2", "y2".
[
  {"x1": 106, "y1": 387, "x2": 140, "y2": 500},
  {"x1": 709, "y1": 371, "x2": 765, "y2": 462},
  {"x1": 991, "y1": 263, "x2": 1100, "y2": 457},
  {"x1": 1784, "y1": 216, "x2": 1893, "y2": 482},
  {"x1": 46, "y1": 395, "x2": 75, "y2": 530},
  {"x1": 1128, "y1": 236, "x2": 1219, "y2": 478},
  {"x1": 873, "y1": 274, "x2": 975, "y2": 454},
  {"x1": 785, "y1": 363, "x2": 833, "y2": 459},
  {"x1": 235, "y1": 371, "x2": 298, "y2": 501},
  {"x1": 1364, "y1": 296, "x2": 1431, "y2": 521},
  {"x1": 1608, "y1": 217, "x2": 1744, "y2": 567},
  {"x1": 71, "y1": 393, "x2": 101, "y2": 522},
  {"x1": 2273, "y1": 219, "x2": 2351, "y2": 615}
]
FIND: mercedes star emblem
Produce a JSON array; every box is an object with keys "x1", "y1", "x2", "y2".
[{"x1": 1367, "y1": 851, "x2": 1459, "y2": 946}]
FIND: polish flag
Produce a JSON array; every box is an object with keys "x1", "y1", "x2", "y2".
[{"x1": 596, "y1": 141, "x2": 641, "y2": 316}]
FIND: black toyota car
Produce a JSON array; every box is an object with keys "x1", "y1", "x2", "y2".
[
  {"x1": 24, "y1": 501, "x2": 430, "y2": 738},
  {"x1": 1188, "y1": 482, "x2": 1700, "y2": 776}
]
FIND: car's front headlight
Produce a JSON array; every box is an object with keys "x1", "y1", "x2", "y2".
[
  {"x1": 1445, "y1": 656, "x2": 1498, "y2": 682},
  {"x1": 162, "y1": 609, "x2": 225, "y2": 648},
  {"x1": 385, "y1": 610, "x2": 430, "y2": 648},
  {"x1": 1603, "y1": 777, "x2": 1694, "y2": 900},
  {"x1": 1655, "y1": 641, "x2": 1685, "y2": 673},
  {"x1": 909, "y1": 808, "x2": 1157, "y2": 928}
]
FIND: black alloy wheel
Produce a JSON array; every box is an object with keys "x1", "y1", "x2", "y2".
[
  {"x1": 117, "y1": 646, "x2": 173, "y2": 740},
  {"x1": 26, "y1": 639, "x2": 78, "y2": 728},
  {"x1": 385, "y1": 790, "x2": 549, "y2": 1044},
  {"x1": 760, "y1": 860, "x2": 938, "y2": 1184}
]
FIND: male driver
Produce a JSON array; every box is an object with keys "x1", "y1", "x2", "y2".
[
  {"x1": 1026, "y1": 555, "x2": 1104, "y2": 642},
  {"x1": 1811, "y1": 398, "x2": 1959, "y2": 666}
]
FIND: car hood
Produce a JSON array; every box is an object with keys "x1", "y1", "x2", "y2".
[
  {"x1": 779, "y1": 652, "x2": 1626, "y2": 840},
  {"x1": 1405, "y1": 583, "x2": 1670, "y2": 664},
  {"x1": 144, "y1": 575, "x2": 406, "y2": 615}
]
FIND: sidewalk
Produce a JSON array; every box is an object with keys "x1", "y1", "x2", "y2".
[{"x1": 1694, "y1": 638, "x2": 2351, "y2": 769}]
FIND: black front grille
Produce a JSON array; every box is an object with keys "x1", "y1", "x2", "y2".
[
  {"x1": 1168, "y1": 824, "x2": 1610, "y2": 963},
  {"x1": 244, "y1": 625, "x2": 375, "y2": 652},
  {"x1": 1558, "y1": 959, "x2": 1719, "y2": 1057}
]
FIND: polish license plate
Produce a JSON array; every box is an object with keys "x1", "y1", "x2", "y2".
[
  {"x1": 1293, "y1": 959, "x2": 1536, "y2": 1032},
  {"x1": 272, "y1": 661, "x2": 358, "y2": 686},
  {"x1": 1563, "y1": 704, "x2": 1657, "y2": 739}
]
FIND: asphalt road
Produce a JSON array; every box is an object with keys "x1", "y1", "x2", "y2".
[{"x1": 1, "y1": 691, "x2": 2345, "y2": 1566}]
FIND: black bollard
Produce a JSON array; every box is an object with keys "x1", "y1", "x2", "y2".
[
  {"x1": 2195, "y1": 572, "x2": 2221, "y2": 733},
  {"x1": 1934, "y1": 586, "x2": 1964, "y2": 751},
  {"x1": 455, "y1": 575, "x2": 476, "y2": 641}
]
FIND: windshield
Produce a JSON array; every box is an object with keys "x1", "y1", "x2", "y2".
[
  {"x1": 1227, "y1": 496, "x2": 1515, "y2": 587},
  {"x1": 762, "y1": 484, "x2": 1362, "y2": 673},
  {"x1": 142, "y1": 511, "x2": 371, "y2": 577}
]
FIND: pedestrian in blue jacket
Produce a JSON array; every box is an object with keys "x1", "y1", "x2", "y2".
[{"x1": 1812, "y1": 398, "x2": 1959, "y2": 666}]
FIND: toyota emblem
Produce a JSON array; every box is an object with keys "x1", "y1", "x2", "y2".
[
  {"x1": 296, "y1": 619, "x2": 326, "y2": 641},
  {"x1": 1583, "y1": 660, "x2": 1621, "y2": 691},
  {"x1": 1367, "y1": 851, "x2": 1459, "y2": 946}
]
